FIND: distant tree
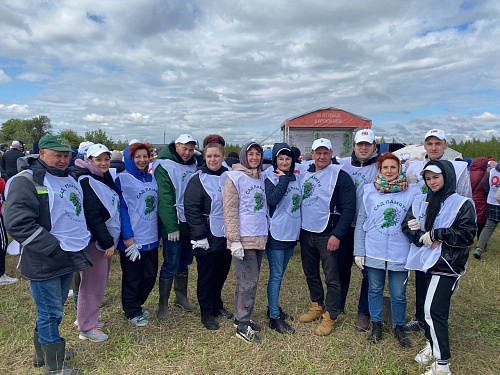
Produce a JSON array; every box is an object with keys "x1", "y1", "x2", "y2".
[
  {"x1": 84, "y1": 129, "x2": 114, "y2": 149},
  {"x1": 0, "y1": 116, "x2": 52, "y2": 147},
  {"x1": 31, "y1": 115, "x2": 52, "y2": 141},
  {"x1": 225, "y1": 143, "x2": 241, "y2": 156},
  {"x1": 60, "y1": 129, "x2": 84, "y2": 147},
  {"x1": 112, "y1": 139, "x2": 129, "y2": 150},
  {"x1": 0, "y1": 119, "x2": 23, "y2": 141}
]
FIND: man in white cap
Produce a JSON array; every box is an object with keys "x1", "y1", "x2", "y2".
[
  {"x1": 1, "y1": 141, "x2": 25, "y2": 180},
  {"x1": 299, "y1": 138, "x2": 356, "y2": 336},
  {"x1": 404, "y1": 129, "x2": 471, "y2": 334},
  {"x1": 152, "y1": 134, "x2": 198, "y2": 321},
  {"x1": 337, "y1": 128, "x2": 379, "y2": 332}
]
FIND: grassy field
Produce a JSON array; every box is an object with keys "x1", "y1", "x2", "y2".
[{"x1": 1, "y1": 230, "x2": 499, "y2": 375}]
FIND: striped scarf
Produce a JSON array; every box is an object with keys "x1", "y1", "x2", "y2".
[{"x1": 373, "y1": 173, "x2": 408, "y2": 194}]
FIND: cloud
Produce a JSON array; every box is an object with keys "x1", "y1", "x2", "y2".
[
  {"x1": 0, "y1": 69, "x2": 12, "y2": 83},
  {"x1": 472, "y1": 112, "x2": 500, "y2": 122}
]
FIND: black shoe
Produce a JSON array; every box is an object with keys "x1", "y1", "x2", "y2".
[
  {"x1": 368, "y1": 321, "x2": 383, "y2": 343},
  {"x1": 269, "y1": 318, "x2": 295, "y2": 334},
  {"x1": 403, "y1": 316, "x2": 424, "y2": 332},
  {"x1": 234, "y1": 319, "x2": 261, "y2": 332},
  {"x1": 215, "y1": 308, "x2": 234, "y2": 320},
  {"x1": 201, "y1": 315, "x2": 219, "y2": 330},
  {"x1": 394, "y1": 325, "x2": 412, "y2": 348},
  {"x1": 267, "y1": 306, "x2": 294, "y2": 322},
  {"x1": 236, "y1": 322, "x2": 261, "y2": 344}
]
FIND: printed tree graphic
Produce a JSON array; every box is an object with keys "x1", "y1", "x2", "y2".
[
  {"x1": 354, "y1": 179, "x2": 360, "y2": 189},
  {"x1": 291, "y1": 193, "x2": 300, "y2": 213},
  {"x1": 254, "y1": 192, "x2": 264, "y2": 212},
  {"x1": 69, "y1": 192, "x2": 82, "y2": 216},
  {"x1": 302, "y1": 181, "x2": 313, "y2": 199},
  {"x1": 421, "y1": 184, "x2": 430, "y2": 194},
  {"x1": 381, "y1": 208, "x2": 399, "y2": 229},
  {"x1": 144, "y1": 195, "x2": 156, "y2": 215}
]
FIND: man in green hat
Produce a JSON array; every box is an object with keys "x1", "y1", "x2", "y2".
[{"x1": 4, "y1": 134, "x2": 92, "y2": 374}]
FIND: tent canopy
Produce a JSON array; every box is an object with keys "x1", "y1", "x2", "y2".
[{"x1": 392, "y1": 144, "x2": 463, "y2": 160}]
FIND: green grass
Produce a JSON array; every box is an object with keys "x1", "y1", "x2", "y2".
[{"x1": 0, "y1": 230, "x2": 499, "y2": 374}]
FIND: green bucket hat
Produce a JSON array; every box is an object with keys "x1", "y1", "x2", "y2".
[{"x1": 38, "y1": 134, "x2": 73, "y2": 152}]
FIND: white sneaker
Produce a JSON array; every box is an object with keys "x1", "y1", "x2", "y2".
[
  {"x1": 415, "y1": 341, "x2": 433, "y2": 365},
  {"x1": 74, "y1": 320, "x2": 105, "y2": 329},
  {"x1": 421, "y1": 362, "x2": 452, "y2": 375},
  {"x1": 79, "y1": 328, "x2": 109, "y2": 342},
  {"x1": 67, "y1": 289, "x2": 74, "y2": 298},
  {"x1": 0, "y1": 274, "x2": 18, "y2": 285}
]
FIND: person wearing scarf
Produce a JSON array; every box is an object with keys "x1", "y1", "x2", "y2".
[{"x1": 354, "y1": 152, "x2": 419, "y2": 347}]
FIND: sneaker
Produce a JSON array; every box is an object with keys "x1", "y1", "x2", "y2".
[
  {"x1": 404, "y1": 316, "x2": 424, "y2": 332},
  {"x1": 74, "y1": 320, "x2": 105, "y2": 330},
  {"x1": 233, "y1": 319, "x2": 261, "y2": 331},
  {"x1": 128, "y1": 315, "x2": 148, "y2": 327},
  {"x1": 421, "y1": 362, "x2": 452, "y2": 375},
  {"x1": 236, "y1": 323, "x2": 261, "y2": 344},
  {"x1": 267, "y1": 306, "x2": 294, "y2": 322},
  {"x1": 0, "y1": 274, "x2": 18, "y2": 285},
  {"x1": 269, "y1": 318, "x2": 295, "y2": 334},
  {"x1": 394, "y1": 325, "x2": 412, "y2": 348},
  {"x1": 473, "y1": 248, "x2": 483, "y2": 259},
  {"x1": 415, "y1": 341, "x2": 434, "y2": 365},
  {"x1": 79, "y1": 328, "x2": 109, "y2": 342},
  {"x1": 142, "y1": 309, "x2": 150, "y2": 318}
]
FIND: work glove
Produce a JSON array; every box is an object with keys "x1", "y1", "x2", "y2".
[
  {"x1": 230, "y1": 242, "x2": 244, "y2": 260},
  {"x1": 354, "y1": 256, "x2": 365, "y2": 270},
  {"x1": 167, "y1": 230, "x2": 180, "y2": 242},
  {"x1": 191, "y1": 238, "x2": 210, "y2": 250},
  {"x1": 125, "y1": 244, "x2": 142, "y2": 262},
  {"x1": 408, "y1": 219, "x2": 420, "y2": 231},
  {"x1": 419, "y1": 231, "x2": 434, "y2": 248},
  {"x1": 407, "y1": 174, "x2": 418, "y2": 184}
]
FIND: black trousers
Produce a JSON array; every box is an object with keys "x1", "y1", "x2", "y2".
[
  {"x1": 195, "y1": 249, "x2": 232, "y2": 317},
  {"x1": 120, "y1": 248, "x2": 158, "y2": 319},
  {"x1": 0, "y1": 215, "x2": 7, "y2": 275},
  {"x1": 415, "y1": 270, "x2": 431, "y2": 323}
]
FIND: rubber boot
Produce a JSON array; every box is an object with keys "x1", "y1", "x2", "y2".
[
  {"x1": 173, "y1": 275, "x2": 197, "y2": 312},
  {"x1": 33, "y1": 331, "x2": 74, "y2": 368},
  {"x1": 41, "y1": 339, "x2": 82, "y2": 375},
  {"x1": 157, "y1": 278, "x2": 173, "y2": 321}
]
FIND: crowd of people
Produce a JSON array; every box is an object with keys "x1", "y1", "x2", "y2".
[{"x1": 0, "y1": 128, "x2": 498, "y2": 375}]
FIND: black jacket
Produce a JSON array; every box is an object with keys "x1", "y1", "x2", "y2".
[
  {"x1": 3, "y1": 157, "x2": 92, "y2": 281},
  {"x1": 184, "y1": 164, "x2": 228, "y2": 256},
  {"x1": 110, "y1": 160, "x2": 125, "y2": 173},
  {"x1": 1, "y1": 148, "x2": 25, "y2": 179}
]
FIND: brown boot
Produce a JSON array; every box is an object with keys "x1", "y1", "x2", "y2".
[
  {"x1": 299, "y1": 302, "x2": 325, "y2": 323},
  {"x1": 356, "y1": 314, "x2": 370, "y2": 332},
  {"x1": 315, "y1": 311, "x2": 336, "y2": 336}
]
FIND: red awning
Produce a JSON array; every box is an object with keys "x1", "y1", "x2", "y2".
[{"x1": 281, "y1": 107, "x2": 371, "y2": 129}]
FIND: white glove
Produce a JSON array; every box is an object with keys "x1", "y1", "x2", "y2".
[
  {"x1": 419, "y1": 231, "x2": 434, "y2": 248},
  {"x1": 230, "y1": 242, "x2": 244, "y2": 260},
  {"x1": 167, "y1": 230, "x2": 180, "y2": 242},
  {"x1": 408, "y1": 219, "x2": 420, "y2": 231},
  {"x1": 124, "y1": 244, "x2": 142, "y2": 262},
  {"x1": 191, "y1": 238, "x2": 210, "y2": 250},
  {"x1": 407, "y1": 174, "x2": 418, "y2": 184},
  {"x1": 354, "y1": 256, "x2": 365, "y2": 270}
]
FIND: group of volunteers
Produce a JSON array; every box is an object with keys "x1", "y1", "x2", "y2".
[{"x1": 1, "y1": 126, "x2": 497, "y2": 375}]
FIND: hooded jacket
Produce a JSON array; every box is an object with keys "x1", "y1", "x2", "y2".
[
  {"x1": 402, "y1": 159, "x2": 476, "y2": 276},
  {"x1": 223, "y1": 141, "x2": 267, "y2": 250},
  {"x1": 265, "y1": 143, "x2": 298, "y2": 250},
  {"x1": 470, "y1": 157, "x2": 489, "y2": 225},
  {"x1": 154, "y1": 143, "x2": 197, "y2": 237},
  {"x1": 3, "y1": 156, "x2": 92, "y2": 280}
]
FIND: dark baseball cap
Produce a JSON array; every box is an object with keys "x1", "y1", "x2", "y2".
[{"x1": 38, "y1": 134, "x2": 73, "y2": 152}]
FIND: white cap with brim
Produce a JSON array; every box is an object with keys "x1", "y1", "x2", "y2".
[
  {"x1": 312, "y1": 138, "x2": 332, "y2": 151},
  {"x1": 175, "y1": 134, "x2": 196, "y2": 144},
  {"x1": 87, "y1": 144, "x2": 111, "y2": 158},
  {"x1": 11, "y1": 140, "x2": 21, "y2": 147},
  {"x1": 354, "y1": 129, "x2": 375, "y2": 144},
  {"x1": 78, "y1": 141, "x2": 94, "y2": 153},
  {"x1": 424, "y1": 129, "x2": 446, "y2": 141},
  {"x1": 421, "y1": 164, "x2": 442, "y2": 176},
  {"x1": 129, "y1": 139, "x2": 140, "y2": 145}
]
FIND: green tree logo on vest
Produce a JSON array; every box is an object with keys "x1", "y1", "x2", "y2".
[
  {"x1": 303, "y1": 181, "x2": 314, "y2": 199},
  {"x1": 144, "y1": 195, "x2": 156, "y2": 215},
  {"x1": 381, "y1": 207, "x2": 399, "y2": 229},
  {"x1": 421, "y1": 184, "x2": 429, "y2": 194},
  {"x1": 354, "y1": 179, "x2": 360, "y2": 189},
  {"x1": 291, "y1": 193, "x2": 300, "y2": 213},
  {"x1": 254, "y1": 192, "x2": 264, "y2": 212},
  {"x1": 69, "y1": 192, "x2": 82, "y2": 216}
]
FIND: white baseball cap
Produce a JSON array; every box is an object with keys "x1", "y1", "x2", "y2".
[
  {"x1": 311, "y1": 138, "x2": 332, "y2": 151},
  {"x1": 128, "y1": 139, "x2": 140, "y2": 145},
  {"x1": 354, "y1": 129, "x2": 375, "y2": 144},
  {"x1": 87, "y1": 144, "x2": 111, "y2": 158},
  {"x1": 11, "y1": 140, "x2": 21, "y2": 147},
  {"x1": 175, "y1": 134, "x2": 196, "y2": 144},
  {"x1": 78, "y1": 141, "x2": 94, "y2": 153},
  {"x1": 421, "y1": 164, "x2": 442, "y2": 175},
  {"x1": 424, "y1": 129, "x2": 446, "y2": 141}
]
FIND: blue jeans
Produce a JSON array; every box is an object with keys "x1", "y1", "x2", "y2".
[
  {"x1": 267, "y1": 247, "x2": 294, "y2": 319},
  {"x1": 366, "y1": 266, "x2": 408, "y2": 327},
  {"x1": 30, "y1": 272, "x2": 73, "y2": 344},
  {"x1": 160, "y1": 236, "x2": 193, "y2": 279}
]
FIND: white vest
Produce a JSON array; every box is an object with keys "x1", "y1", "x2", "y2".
[
  {"x1": 199, "y1": 172, "x2": 225, "y2": 238},
  {"x1": 118, "y1": 173, "x2": 159, "y2": 246},
  {"x1": 153, "y1": 159, "x2": 197, "y2": 222},
  {"x1": 487, "y1": 168, "x2": 500, "y2": 206},
  {"x1": 405, "y1": 193, "x2": 469, "y2": 272},
  {"x1": 406, "y1": 160, "x2": 467, "y2": 195},
  {"x1": 301, "y1": 164, "x2": 341, "y2": 233},
  {"x1": 226, "y1": 171, "x2": 268, "y2": 237},
  {"x1": 266, "y1": 173, "x2": 302, "y2": 241},
  {"x1": 44, "y1": 173, "x2": 91, "y2": 252},
  {"x1": 78, "y1": 175, "x2": 121, "y2": 250},
  {"x1": 339, "y1": 157, "x2": 378, "y2": 225},
  {"x1": 362, "y1": 184, "x2": 419, "y2": 264}
]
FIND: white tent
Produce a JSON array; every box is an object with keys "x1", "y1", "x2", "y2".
[{"x1": 392, "y1": 144, "x2": 462, "y2": 160}]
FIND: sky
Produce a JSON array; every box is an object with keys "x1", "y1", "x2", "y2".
[{"x1": 1, "y1": 0, "x2": 500, "y2": 147}]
